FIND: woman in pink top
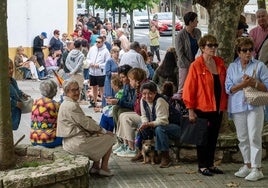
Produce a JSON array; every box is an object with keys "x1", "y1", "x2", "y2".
[{"x1": 45, "y1": 49, "x2": 60, "y2": 75}]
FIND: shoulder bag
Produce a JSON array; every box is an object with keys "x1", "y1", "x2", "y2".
[{"x1": 244, "y1": 62, "x2": 268, "y2": 105}]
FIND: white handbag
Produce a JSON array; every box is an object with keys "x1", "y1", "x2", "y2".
[{"x1": 244, "y1": 62, "x2": 268, "y2": 106}]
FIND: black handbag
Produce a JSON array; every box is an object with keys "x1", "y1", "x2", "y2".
[{"x1": 180, "y1": 117, "x2": 208, "y2": 146}]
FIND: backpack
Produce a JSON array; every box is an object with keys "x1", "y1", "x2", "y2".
[{"x1": 142, "y1": 94, "x2": 181, "y2": 125}]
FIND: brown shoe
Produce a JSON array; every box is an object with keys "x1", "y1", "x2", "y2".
[
  {"x1": 160, "y1": 151, "x2": 171, "y2": 168},
  {"x1": 131, "y1": 150, "x2": 143, "y2": 162}
]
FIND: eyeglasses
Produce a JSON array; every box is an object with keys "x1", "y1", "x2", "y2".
[
  {"x1": 96, "y1": 40, "x2": 102, "y2": 43},
  {"x1": 205, "y1": 43, "x2": 219, "y2": 48},
  {"x1": 240, "y1": 47, "x2": 253, "y2": 53}
]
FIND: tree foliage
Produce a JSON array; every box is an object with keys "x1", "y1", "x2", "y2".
[
  {"x1": 87, "y1": 0, "x2": 159, "y2": 12},
  {"x1": 193, "y1": 0, "x2": 249, "y2": 64},
  {"x1": 257, "y1": 0, "x2": 266, "y2": 9},
  {"x1": 0, "y1": 0, "x2": 15, "y2": 170}
]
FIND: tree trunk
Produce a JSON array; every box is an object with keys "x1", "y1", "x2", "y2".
[
  {"x1": 0, "y1": 0, "x2": 15, "y2": 170},
  {"x1": 257, "y1": 0, "x2": 266, "y2": 9},
  {"x1": 118, "y1": 7, "x2": 122, "y2": 26},
  {"x1": 130, "y1": 10, "x2": 134, "y2": 42},
  {"x1": 207, "y1": 1, "x2": 248, "y2": 64}
]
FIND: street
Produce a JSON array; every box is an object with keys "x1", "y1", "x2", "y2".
[
  {"x1": 118, "y1": 15, "x2": 208, "y2": 51},
  {"x1": 134, "y1": 28, "x2": 173, "y2": 50},
  {"x1": 133, "y1": 26, "x2": 208, "y2": 51}
]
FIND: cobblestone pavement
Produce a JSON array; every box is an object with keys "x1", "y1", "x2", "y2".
[{"x1": 14, "y1": 77, "x2": 268, "y2": 188}]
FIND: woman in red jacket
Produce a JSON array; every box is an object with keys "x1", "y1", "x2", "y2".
[{"x1": 182, "y1": 34, "x2": 228, "y2": 176}]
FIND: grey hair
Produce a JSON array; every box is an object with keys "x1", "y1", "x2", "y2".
[
  {"x1": 62, "y1": 79, "x2": 79, "y2": 94},
  {"x1": 39, "y1": 80, "x2": 58, "y2": 99},
  {"x1": 130, "y1": 41, "x2": 140, "y2": 51},
  {"x1": 256, "y1": 8, "x2": 267, "y2": 15}
]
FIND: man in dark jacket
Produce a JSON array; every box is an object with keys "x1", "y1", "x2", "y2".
[{"x1": 33, "y1": 32, "x2": 47, "y2": 68}]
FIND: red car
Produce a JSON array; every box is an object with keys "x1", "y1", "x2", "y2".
[{"x1": 151, "y1": 12, "x2": 183, "y2": 36}]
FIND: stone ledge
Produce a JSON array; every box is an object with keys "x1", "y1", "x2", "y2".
[{"x1": 0, "y1": 145, "x2": 90, "y2": 188}]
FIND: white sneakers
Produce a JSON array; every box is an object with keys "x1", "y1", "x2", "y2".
[
  {"x1": 245, "y1": 168, "x2": 264, "y2": 181},
  {"x1": 116, "y1": 147, "x2": 137, "y2": 158},
  {"x1": 113, "y1": 144, "x2": 127, "y2": 154},
  {"x1": 235, "y1": 165, "x2": 264, "y2": 181},
  {"x1": 113, "y1": 144, "x2": 137, "y2": 157},
  {"x1": 234, "y1": 165, "x2": 251, "y2": 178}
]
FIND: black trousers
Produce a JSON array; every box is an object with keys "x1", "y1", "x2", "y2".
[
  {"x1": 195, "y1": 111, "x2": 223, "y2": 169},
  {"x1": 150, "y1": 45, "x2": 161, "y2": 62},
  {"x1": 34, "y1": 51, "x2": 47, "y2": 76}
]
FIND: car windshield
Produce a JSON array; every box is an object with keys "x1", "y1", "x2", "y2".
[
  {"x1": 157, "y1": 13, "x2": 172, "y2": 20},
  {"x1": 134, "y1": 11, "x2": 147, "y2": 16}
]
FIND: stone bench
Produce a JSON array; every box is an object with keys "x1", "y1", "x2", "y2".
[
  {"x1": 0, "y1": 145, "x2": 90, "y2": 188},
  {"x1": 169, "y1": 123, "x2": 268, "y2": 163}
]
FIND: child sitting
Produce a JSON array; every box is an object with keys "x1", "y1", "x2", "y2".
[{"x1": 95, "y1": 75, "x2": 123, "y2": 131}]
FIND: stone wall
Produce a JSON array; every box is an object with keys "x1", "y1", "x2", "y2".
[{"x1": 0, "y1": 145, "x2": 90, "y2": 188}]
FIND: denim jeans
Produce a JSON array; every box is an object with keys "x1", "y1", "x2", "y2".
[
  {"x1": 264, "y1": 105, "x2": 268, "y2": 122},
  {"x1": 19, "y1": 67, "x2": 31, "y2": 79},
  {"x1": 12, "y1": 107, "x2": 21, "y2": 130},
  {"x1": 38, "y1": 70, "x2": 46, "y2": 78},
  {"x1": 150, "y1": 45, "x2": 161, "y2": 62},
  {"x1": 32, "y1": 137, "x2": 62, "y2": 148},
  {"x1": 155, "y1": 124, "x2": 181, "y2": 151},
  {"x1": 100, "y1": 115, "x2": 114, "y2": 132},
  {"x1": 136, "y1": 127, "x2": 155, "y2": 150}
]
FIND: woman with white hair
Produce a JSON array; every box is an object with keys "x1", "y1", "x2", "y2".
[
  {"x1": 30, "y1": 79, "x2": 62, "y2": 148},
  {"x1": 57, "y1": 79, "x2": 116, "y2": 176}
]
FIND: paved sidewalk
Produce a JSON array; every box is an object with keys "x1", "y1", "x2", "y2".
[{"x1": 13, "y1": 80, "x2": 268, "y2": 187}]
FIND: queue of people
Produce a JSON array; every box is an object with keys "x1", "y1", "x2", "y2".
[{"x1": 9, "y1": 9, "x2": 268, "y2": 181}]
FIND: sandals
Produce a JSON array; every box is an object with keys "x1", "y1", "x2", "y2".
[
  {"x1": 198, "y1": 168, "x2": 213, "y2": 176},
  {"x1": 209, "y1": 166, "x2": 224, "y2": 174},
  {"x1": 198, "y1": 167, "x2": 224, "y2": 176}
]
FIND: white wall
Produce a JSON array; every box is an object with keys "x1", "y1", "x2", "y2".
[
  {"x1": 7, "y1": 0, "x2": 68, "y2": 48},
  {"x1": 244, "y1": 0, "x2": 258, "y2": 14}
]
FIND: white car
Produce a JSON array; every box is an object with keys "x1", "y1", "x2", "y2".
[
  {"x1": 127, "y1": 10, "x2": 152, "y2": 28},
  {"x1": 77, "y1": 4, "x2": 88, "y2": 15}
]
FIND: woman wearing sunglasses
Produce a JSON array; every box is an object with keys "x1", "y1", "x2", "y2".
[
  {"x1": 183, "y1": 34, "x2": 228, "y2": 176},
  {"x1": 225, "y1": 37, "x2": 268, "y2": 181}
]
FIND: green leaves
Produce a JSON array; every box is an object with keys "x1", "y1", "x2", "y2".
[{"x1": 87, "y1": 0, "x2": 159, "y2": 13}]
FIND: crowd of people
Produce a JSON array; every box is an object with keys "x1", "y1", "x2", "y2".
[{"x1": 9, "y1": 9, "x2": 268, "y2": 181}]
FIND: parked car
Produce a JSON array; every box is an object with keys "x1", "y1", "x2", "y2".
[
  {"x1": 77, "y1": 4, "x2": 88, "y2": 15},
  {"x1": 151, "y1": 12, "x2": 183, "y2": 35},
  {"x1": 127, "y1": 10, "x2": 152, "y2": 28}
]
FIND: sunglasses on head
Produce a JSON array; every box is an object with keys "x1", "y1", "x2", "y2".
[
  {"x1": 205, "y1": 43, "x2": 219, "y2": 48},
  {"x1": 240, "y1": 47, "x2": 253, "y2": 53}
]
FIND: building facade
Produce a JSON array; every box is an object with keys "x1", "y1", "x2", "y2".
[{"x1": 7, "y1": 0, "x2": 76, "y2": 59}]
